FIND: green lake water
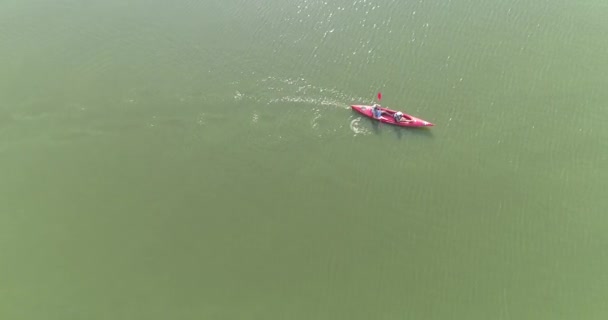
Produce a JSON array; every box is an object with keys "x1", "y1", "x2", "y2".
[{"x1": 1, "y1": 0, "x2": 608, "y2": 319}]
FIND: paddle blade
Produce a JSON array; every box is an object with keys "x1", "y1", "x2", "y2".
[{"x1": 377, "y1": 92, "x2": 382, "y2": 101}]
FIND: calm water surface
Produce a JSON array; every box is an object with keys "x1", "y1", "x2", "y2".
[{"x1": 1, "y1": 0, "x2": 608, "y2": 319}]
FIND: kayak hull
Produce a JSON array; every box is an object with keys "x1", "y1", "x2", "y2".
[{"x1": 351, "y1": 105, "x2": 434, "y2": 127}]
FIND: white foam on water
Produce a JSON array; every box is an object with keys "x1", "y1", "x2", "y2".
[
  {"x1": 350, "y1": 117, "x2": 371, "y2": 136},
  {"x1": 268, "y1": 96, "x2": 348, "y2": 109},
  {"x1": 196, "y1": 112, "x2": 206, "y2": 126},
  {"x1": 311, "y1": 108, "x2": 322, "y2": 129},
  {"x1": 244, "y1": 76, "x2": 369, "y2": 108},
  {"x1": 234, "y1": 90, "x2": 243, "y2": 101}
]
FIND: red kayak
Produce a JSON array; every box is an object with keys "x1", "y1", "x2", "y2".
[{"x1": 351, "y1": 105, "x2": 434, "y2": 127}]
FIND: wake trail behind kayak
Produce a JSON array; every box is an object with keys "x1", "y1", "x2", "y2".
[
  {"x1": 231, "y1": 76, "x2": 369, "y2": 110},
  {"x1": 230, "y1": 75, "x2": 375, "y2": 138}
]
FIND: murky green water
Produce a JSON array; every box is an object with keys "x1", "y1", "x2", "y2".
[{"x1": 2, "y1": 0, "x2": 608, "y2": 319}]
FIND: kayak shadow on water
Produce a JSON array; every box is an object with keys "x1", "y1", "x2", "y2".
[
  {"x1": 363, "y1": 117, "x2": 433, "y2": 139},
  {"x1": 370, "y1": 118, "x2": 381, "y2": 135},
  {"x1": 391, "y1": 124, "x2": 434, "y2": 140}
]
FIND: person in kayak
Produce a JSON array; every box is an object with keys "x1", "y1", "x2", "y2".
[
  {"x1": 393, "y1": 111, "x2": 404, "y2": 122},
  {"x1": 393, "y1": 111, "x2": 412, "y2": 123},
  {"x1": 372, "y1": 104, "x2": 383, "y2": 119}
]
